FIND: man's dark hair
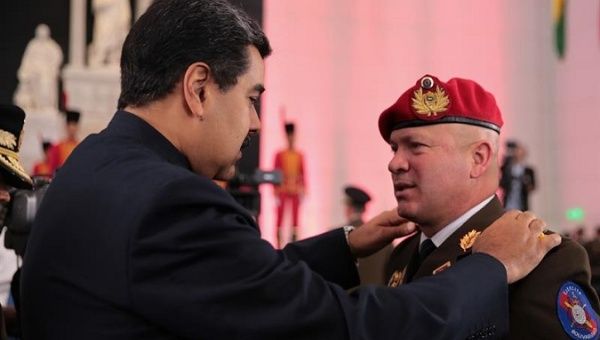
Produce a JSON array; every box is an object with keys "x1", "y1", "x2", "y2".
[{"x1": 117, "y1": 0, "x2": 272, "y2": 109}]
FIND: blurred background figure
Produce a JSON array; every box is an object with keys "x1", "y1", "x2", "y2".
[
  {"x1": 343, "y1": 186, "x2": 371, "y2": 227},
  {"x1": 31, "y1": 140, "x2": 53, "y2": 178},
  {"x1": 48, "y1": 110, "x2": 80, "y2": 172},
  {"x1": 500, "y1": 140, "x2": 536, "y2": 211},
  {"x1": 572, "y1": 225, "x2": 587, "y2": 244},
  {"x1": 341, "y1": 185, "x2": 392, "y2": 285},
  {"x1": 13, "y1": 24, "x2": 63, "y2": 113},
  {"x1": 584, "y1": 225, "x2": 600, "y2": 297},
  {"x1": 273, "y1": 122, "x2": 305, "y2": 248}
]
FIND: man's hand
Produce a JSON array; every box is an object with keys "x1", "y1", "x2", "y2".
[
  {"x1": 472, "y1": 210, "x2": 561, "y2": 284},
  {"x1": 347, "y1": 209, "x2": 416, "y2": 258}
]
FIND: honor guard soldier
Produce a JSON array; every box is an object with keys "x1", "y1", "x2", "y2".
[
  {"x1": 31, "y1": 140, "x2": 53, "y2": 178},
  {"x1": 48, "y1": 110, "x2": 80, "y2": 172},
  {"x1": 273, "y1": 122, "x2": 305, "y2": 247},
  {"x1": 380, "y1": 75, "x2": 600, "y2": 339}
]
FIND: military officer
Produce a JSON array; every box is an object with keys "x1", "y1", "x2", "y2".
[
  {"x1": 342, "y1": 185, "x2": 392, "y2": 285},
  {"x1": 380, "y1": 75, "x2": 600, "y2": 339},
  {"x1": 343, "y1": 186, "x2": 371, "y2": 227}
]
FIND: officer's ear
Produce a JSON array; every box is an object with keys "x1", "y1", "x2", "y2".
[
  {"x1": 182, "y1": 62, "x2": 211, "y2": 119},
  {"x1": 470, "y1": 140, "x2": 493, "y2": 178}
]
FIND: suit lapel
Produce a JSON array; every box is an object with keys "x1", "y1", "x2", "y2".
[{"x1": 411, "y1": 196, "x2": 504, "y2": 281}]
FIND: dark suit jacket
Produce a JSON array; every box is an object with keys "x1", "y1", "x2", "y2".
[
  {"x1": 500, "y1": 164, "x2": 535, "y2": 211},
  {"x1": 386, "y1": 196, "x2": 600, "y2": 339},
  {"x1": 22, "y1": 111, "x2": 510, "y2": 339}
]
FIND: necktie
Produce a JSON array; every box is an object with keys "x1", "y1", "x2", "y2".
[
  {"x1": 404, "y1": 238, "x2": 437, "y2": 283},
  {"x1": 418, "y1": 239, "x2": 437, "y2": 266}
]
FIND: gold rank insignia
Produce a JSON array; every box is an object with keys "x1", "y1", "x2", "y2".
[
  {"x1": 459, "y1": 229, "x2": 481, "y2": 252},
  {"x1": 387, "y1": 269, "x2": 405, "y2": 288},
  {"x1": 411, "y1": 86, "x2": 450, "y2": 117}
]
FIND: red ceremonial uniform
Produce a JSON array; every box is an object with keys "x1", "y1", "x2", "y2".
[
  {"x1": 274, "y1": 148, "x2": 305, "y2": 229},
  {"x1": 32, "y1": 160, "x2": 53, "y2": 177},
  {"x1": 49, "y1": 139, "x2": 78, "y2": 172}
]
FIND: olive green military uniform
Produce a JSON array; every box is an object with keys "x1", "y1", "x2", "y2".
[
  {"x1": 385, "y1": 197, "x2": 600, "y2": 339},
  {"x1": 346, "y1": 218, "x2": 393, "y2": 286}
]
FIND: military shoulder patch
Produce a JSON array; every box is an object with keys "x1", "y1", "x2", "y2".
[{"x1": 557, "y1": 281, "x2": 600, "y2": 339}]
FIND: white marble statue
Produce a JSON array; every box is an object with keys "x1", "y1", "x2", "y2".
[
  {"x1": 88, "y1": 0, "x2": 131, "y2": 67},
  {"x1": 14, "y1": 24, "x2": 63, "y2": 112}
]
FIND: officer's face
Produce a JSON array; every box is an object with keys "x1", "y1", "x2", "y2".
[
  {"x1": 195, "y1": 46, "x2": 264, "y2": 181},
  {"x1": 66, "y1": 122, "x2": 79, "y2": 140},
  {"x1": 388, "y1": 124, "x2": 473, "y2": 231}
]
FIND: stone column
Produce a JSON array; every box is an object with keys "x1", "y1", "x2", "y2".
[{"x1": 69, "y1": 0, "x2": 87, "y2": 67}]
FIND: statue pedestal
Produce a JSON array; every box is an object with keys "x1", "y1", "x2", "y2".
[
  {"x1": 62, "y1": 65, "x2": 120, "y2": 119},
  {"x1": 61, "y1": 64, "x2": 119, "y2": 138}
]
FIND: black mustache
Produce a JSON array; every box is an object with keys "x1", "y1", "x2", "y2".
[{"x1": 241, "y1": 133, "x2": 256, "y2": 150}]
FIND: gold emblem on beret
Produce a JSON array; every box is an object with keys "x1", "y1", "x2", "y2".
[
  {"x1": 387, "y1": 269, "x2": 405, "y2": 288},
  {"x1": 411, "y1": 86, "x2": 450, "y2": 117},
  {"x1": 0, "y1": 129, "x2": 17, "y2": 150},
  {"x1": 459, "y1": 229, "x2": 481, "y2": 252}
]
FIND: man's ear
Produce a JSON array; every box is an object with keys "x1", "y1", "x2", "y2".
[
  {"x1": 182, "y1": 62, "x2": 210, "y2": 118},
  {"x1": 470, "y1": 141, "x2": 493, "y2": 178}
]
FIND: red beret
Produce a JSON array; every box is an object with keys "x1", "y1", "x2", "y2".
[{"x1": 378, "y1": 75, "x2": 503, "y2": 142}]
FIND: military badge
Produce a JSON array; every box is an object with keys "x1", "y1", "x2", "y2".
[
  {"x1": 432, "y1": 261, "x2": 452, "y2": 275},
  {"x1": 388, "y1": 269, "x2": 405, "y2": 288},
  {"x1": 557, "y1": 281, "x2": 599, "y2": 339},
  {"x1": 411, "y1": 84, "x2": 450, "y2": 117},
  {"x1": 459, "y1": 230, "x2": 481, "y2": 252}
]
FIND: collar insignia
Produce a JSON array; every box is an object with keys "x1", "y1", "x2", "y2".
[
  {"x1": 459, "y1": 229, "x2": 481, "y2": 252},
  {"x1": 411, "y1": 85, "x2": 450, "y2": 117},
  {"x1": 387, "y1": 269, "x2": 405, "y2": 288}
]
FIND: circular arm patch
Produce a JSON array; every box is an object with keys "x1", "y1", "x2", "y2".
[{"x1": 557, "y1": 281, "x2": 600, "y2": 339}]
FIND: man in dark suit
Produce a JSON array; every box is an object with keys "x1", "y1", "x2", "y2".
[
  {"x1": 20, "y1": 1, "x2": 560, "y2": 339},
  {"x1": 381, "y1": 74, "x2": 599, "y2": 339},
  {"x1": 500, "y1": 141, "x2": 536, "y2": 211}
]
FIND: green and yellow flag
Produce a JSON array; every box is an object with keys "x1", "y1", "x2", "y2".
[{"x1": 553, "y1": 0, "x2": 567, "y2": 59}]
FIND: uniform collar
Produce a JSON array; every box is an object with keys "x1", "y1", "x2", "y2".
[{"x1": 420, "y1": 195, "x2": 495, "y2": 247}]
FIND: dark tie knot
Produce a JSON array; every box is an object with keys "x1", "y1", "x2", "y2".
[{"x1": 419, "y1": 239, "x2": 436, "y2": 263}]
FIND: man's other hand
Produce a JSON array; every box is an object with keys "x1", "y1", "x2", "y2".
[
  {"x1": 348, "y1": 209, "x2": 416, "y2": 258},
  {"x1": 473, "y1": 210, "x2": 561, "y2": 284}
]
